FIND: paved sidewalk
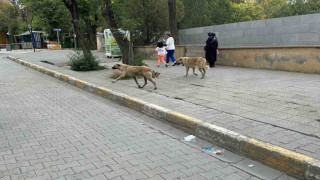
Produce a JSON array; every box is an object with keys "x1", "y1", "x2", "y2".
[
  {"x1": 0, "y1": 55, "x2": 297, "y2": 180},
  {"x1": 5, "y1": 50, "x2": 320, "y2": 160}
]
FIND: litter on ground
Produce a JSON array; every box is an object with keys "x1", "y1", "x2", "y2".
[
  {"x1": 184, "y1": 135, "x2": 196, "y2": 142},
  {"x1": 203, "y1": 147, "x2": 224, "y2": 155}
]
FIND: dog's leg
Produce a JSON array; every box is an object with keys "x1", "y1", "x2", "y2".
[
  {"x1": 185, "y1": 67, "x2": 189, "y2": 77},
  {"x1": 198, "y1": 67, "x2": 205, "y2": 79},
  {"x1": 140, "y1": 76, "x2": 148, "y2": 88},
  {"x1": 133, "y1": 76, "x2": 142, "y2": 88},
  {"x1": 112, "y1": 73, "x2": 126, "y2": 83},
  {"x1": 193, "y1": 67, "x2": 198, "y2": 76},
  {"x1": 147, "y1": 78, "x2": 157, "y2": 90}
]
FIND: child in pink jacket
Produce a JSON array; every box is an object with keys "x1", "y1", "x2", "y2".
[{"x1": 155, "y1": 42, "x2": 168, "y2": 67}]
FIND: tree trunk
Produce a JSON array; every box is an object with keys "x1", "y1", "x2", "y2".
[
  {"x1": 87, "y1": 15, "x2": 98, "y2": 50},
  {"x1": 62, "y1": 0, "x2": 91, "y2": 55},
  {"x1": 87, "y1": 21, "x2": 97, "y2": 50},
  {"x1": 119, "y1": 37, "x2": 134, "y2": 65},
  {"x1": 142, "y1": 0, "x2": 151, "y2": 45},
  {"x1": 101, "y1": 0, "x2": 135, "y2": 65},
  {"x1": 89, "y1": 30, "x2": 97, "y2": 50},
  {"x1": 168, "y1": 0, "x2": 179, "y2": 45}
]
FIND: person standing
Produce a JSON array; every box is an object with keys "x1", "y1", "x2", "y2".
[
  {"x1": 164, "y1": 34, "x2": 177, "y2": 66},
  {"x1": 205, "y1": 32, "x2": 218, "y2": 67},
  {"x1": 155, "y1": 42, "x2": 168, "y2": 67}
]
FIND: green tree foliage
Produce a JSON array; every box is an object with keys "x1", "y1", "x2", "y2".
[
  {"x1": 110, "y1": 0, "x2": 174, "y2": 45},
  {"x1": 254, "y1": 0, "x2": 288, "y2": 19},
  {"x1": 280, "y1": 0, "x2": 320, "y2": 17},
  {"x1": 21, "y1": 0, "x2": 73, "y2": 38},
  {"x1": 230, "y1": 0, "x2": 257, "y2": 22},
  {"x1": 75, "y1": 0, "x2": 103, "y2": 49},
  {"x1": 178, "y1": 0, "x2": 255, "y2": 28},
  {"x1": 61, "y1": 0, "x2": 101, "y2": 70},
  {"x1": 21, "y1": 0, "x2": 104, "y2": 49},
  {"x1": 178, "y1": 0, "x2": 320, "y2": 29},
  {"x1": 179, "y1": 0, "x2": 211, "y2": 28},
  {"x1": 0, "y1": 1, "x2": 21, "y2": 34}
]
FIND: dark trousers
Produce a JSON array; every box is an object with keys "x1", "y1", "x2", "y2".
[
  {"x1": 206, "y1": 50, "x2": 217, "y2": 67},
  {"x1": 166, "y1": 50, "x2": 176, "y2": 63}
]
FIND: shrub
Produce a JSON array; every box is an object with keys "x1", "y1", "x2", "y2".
[
  {"x1": 68, "y1": 51, "x2": 105, "y2": 71},
  {"x1": 134, "y1": 53, "x2": 148, "y2": 66}
]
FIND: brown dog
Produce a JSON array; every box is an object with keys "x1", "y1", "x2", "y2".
[
  {"x1": 112, "y1": 64, "x2": 160, "y2": 90},
  {"x1": 175, "y1": 57, "x2": 210, "y2": 79}
]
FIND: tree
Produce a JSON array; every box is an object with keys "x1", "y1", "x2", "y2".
[
  {"x1": 138, "y1": 0, "x2": 169, "y2": 45},
  {"x1": 279, "y1": 0, "x2": 320, "y2": 17},
  {"x1": 168, "y1": 0, "x2": 179, "y2": 45},
  {"x1": 254, "y1": 0, "x2": 287, "y2": 19},
  {"x1": 208, "y1": 0, "x2": 234, "y2": 24},
  {"x1": 62, "y1": 0, "x2": 92, "y2": 54},
  {"x1": 76, "y1": 0, "x2": 103, "y2": 50},
  {"x1": 0, "y1": 1, "x2": 21, "y2": 34},
  {"x1": 101, "y1": 0, "x2": 141, "y2": 65},
  {"x1": 230, "y1": 0, "x2": 256, "y2": 22},
  {"x1": 108, "y1": 0, "x2": 169, "y2": 46},
  {"x1": 22, "y1": 0, "x2": 73, "y2": 40},
  {"x1": 22, "y1": 0, "x2": 102, "y2": 49},
  {"x1": 179, "y1": 0, "x2": 211, "y2": 29}
]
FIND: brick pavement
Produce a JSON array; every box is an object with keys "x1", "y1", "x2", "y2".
[
  {"x1": 0, "y1": 55, "x2": 297, "y2": 180},
  {"x1": 5, "y1": 50, "x2": 320, "y2": 160}
]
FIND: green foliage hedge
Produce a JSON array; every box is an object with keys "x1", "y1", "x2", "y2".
[{"x1": 68, "y1": 51, "x2": 105, "y2": 71}]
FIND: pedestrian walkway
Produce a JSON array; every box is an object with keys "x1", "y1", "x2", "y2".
[
  {"x1": 0, "y1": 55, "x2": 296, "y2": 180},
  {"x1": 6, "y1": 50, "x2": 320, "y2": 161}
]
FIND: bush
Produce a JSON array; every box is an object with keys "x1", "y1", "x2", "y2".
[
  {"x1": 68, "y1": 51, "x2": 105, "y2": 71},
  {"x1": 134, "y1": 53, "x2": 148, "y2": 66}
]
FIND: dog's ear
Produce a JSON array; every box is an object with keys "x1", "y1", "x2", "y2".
[{"x1": 117, "y1": 64, "x2": 123, "y2": 69}]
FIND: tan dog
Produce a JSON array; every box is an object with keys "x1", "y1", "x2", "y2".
[
  {"x1": 112, "y1": 64, "x2": 160, "y2": 90},
  {"x1": 175, "y1": 57, "x2": 210, "y2": 79}
]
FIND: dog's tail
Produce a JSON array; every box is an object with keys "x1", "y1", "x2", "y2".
[
  {"x1": 204, "y1": 65, "x2": 210, "y2": 70},
  {"x1": 201, "y1": 58, "x2": 210, "y2": 72},
  {"x1": 152, "y1": 71, "x2": 160, "y2": 78},
  {"x1": 202, "y1": 58, "x2": 210, "y2": 71},
  {"x1": 201, "y1": 58, "x2": 210, "y2": 71}
]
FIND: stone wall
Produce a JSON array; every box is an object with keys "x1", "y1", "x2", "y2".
[
  {"x1": 179, "y1": 13, "x2": 320, "y2": 47},
  {"x1": 185, "y1": 45, "x2": 320, "y2": 74}
]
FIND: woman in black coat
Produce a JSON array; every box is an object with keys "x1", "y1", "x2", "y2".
[{"x1": 205, "y1": 32, "x2": 218, "y2": 67}]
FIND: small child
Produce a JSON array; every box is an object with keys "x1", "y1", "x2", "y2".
[{"x1": 155, "y1": 42, "x2": 168, "y2": 67}]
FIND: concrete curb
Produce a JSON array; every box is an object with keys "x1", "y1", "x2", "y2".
[{"x1": 7, "y1": 56, "x2": 320, "y2": 180}]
